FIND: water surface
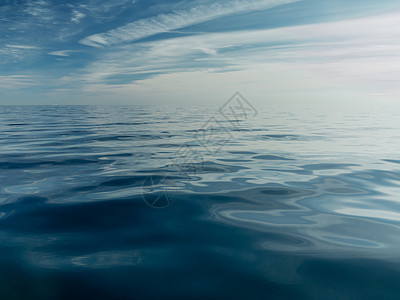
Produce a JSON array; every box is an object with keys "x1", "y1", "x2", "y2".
[{"x1": 1, "y1": 104, "x2": 400, "y2": 299}]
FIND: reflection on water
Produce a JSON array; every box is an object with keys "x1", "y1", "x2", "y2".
[{"x1": 1, "y1": 104, "x2": 400, "y2": 299}]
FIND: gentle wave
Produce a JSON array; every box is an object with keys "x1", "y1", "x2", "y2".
[{"x1": 1, "y1": 105, "x2": 400, "y2": 299}]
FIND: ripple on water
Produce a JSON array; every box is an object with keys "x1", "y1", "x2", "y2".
[{"x1": 1, "y1": 105, "x2": 400, "y2": 299}]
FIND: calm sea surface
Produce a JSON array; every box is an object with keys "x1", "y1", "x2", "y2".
[{"x1": 1, "y1": 104, "x2": 400, "y2": 299}]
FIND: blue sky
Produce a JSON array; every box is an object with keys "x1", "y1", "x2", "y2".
[{"x1": 1, "y1": 0, "x2": 400, "y2": 104}]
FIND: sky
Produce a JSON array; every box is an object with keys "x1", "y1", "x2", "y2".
[{"x1": 1, "y1": 0, "x2": 400, "y2": 105}]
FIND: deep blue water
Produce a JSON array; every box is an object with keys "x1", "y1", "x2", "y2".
[{"x1": 1, "y1": 104, "x2": 400, "y2": 299}]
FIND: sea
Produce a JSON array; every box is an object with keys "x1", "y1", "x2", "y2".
[{"x1": 1, "y1": 102, "x2": 400, "y2": 299}]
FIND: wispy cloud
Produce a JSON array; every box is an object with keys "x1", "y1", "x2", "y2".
[
  {"x1": 80, "y1": 0, "x2": 300, "y2": 47},
  {"x1": 76, "y1": 12, "x2": 400, "y2": 100},
  {"x1": 5, "y1": 44, "x2": 40, "y2": 50},
  {"x1": 24, "y1": 0, "x2": 54, "y2": 22},
  {"x1": 78, "y1": 0, "x2": 134, "y2": 16},
  {"x1": 71, "y1": 10, "x2": 86, "y2": 23},
  {"x1": 1, "y1": 44, "x2": 41, "y2": 62},
  {"x1": 48, "y1": 50, "x2": 75, "y2": 57},
  {"x1": 0, "y1": 75, "x2": 39, "y2": 89}
]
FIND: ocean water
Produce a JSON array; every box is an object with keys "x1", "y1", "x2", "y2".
[{"x1": 1, "y1": 103, "x2": 400, "y2": 299}]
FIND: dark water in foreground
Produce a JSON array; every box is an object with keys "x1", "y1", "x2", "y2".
[{"x1": 1, "y1": 104, "x2": 400, "y2": 299}]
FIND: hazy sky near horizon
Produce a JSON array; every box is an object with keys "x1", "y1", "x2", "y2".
[{"x1": 1, "y1": 0, "x2": 400, "y2": 105}]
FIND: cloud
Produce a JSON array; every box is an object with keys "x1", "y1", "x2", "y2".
[
  {"x1": 1, "y1": 44, "x2": 41, "y2": 62},
  {"x1": 79, "y1": 0, "x2": 135, "y2": 15},
  {"x1": 71, "y1": 10, "x2": 86, "y2": 23},
  {"x1": 5, "y1": 44, "x2": 40, "y2": 50},
  {"x1": 80, "y1": 0, "x2": 301, "y2": 47},
  {"x1": 48, "y1": 50, "x2": 74, "y2": 57},
  {"x1": 0, "y1": 75, "x2": 39, "y2": 89},
  {"x1": 24, "y1": 0, "x2": 54, "y2": 22},
  {"x1": 80, "y1": 13, "x2": 398, "y2": 74},
  {"x1": 74, "y1": 12, "x2": 400, "y2": 102}
]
